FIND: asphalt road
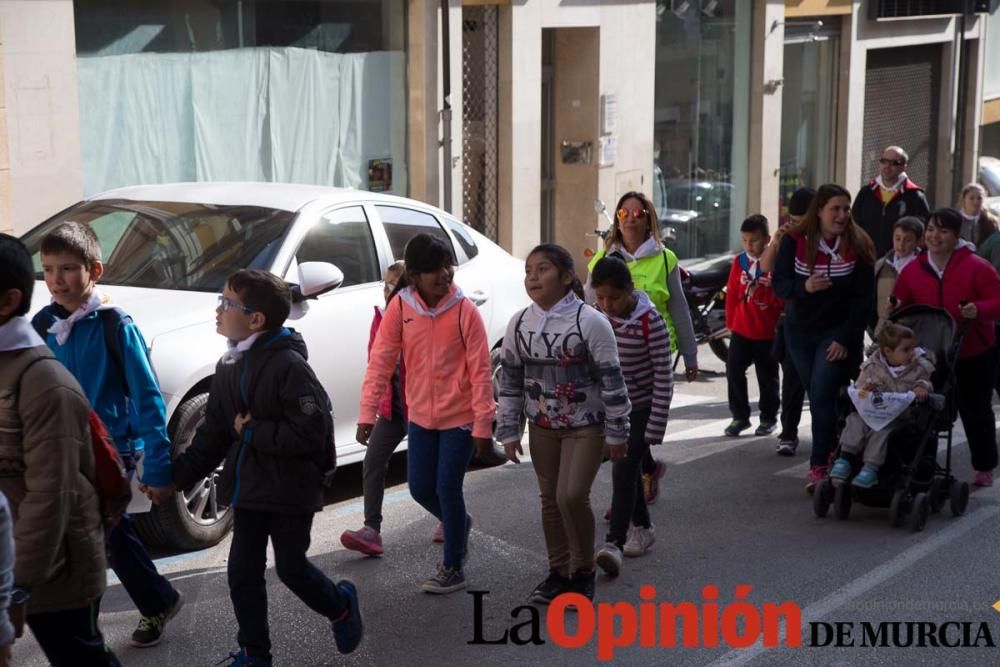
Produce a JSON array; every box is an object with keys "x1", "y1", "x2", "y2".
[{"x1": 13, "y1": 354, "x2": 1000, "y2": 666}]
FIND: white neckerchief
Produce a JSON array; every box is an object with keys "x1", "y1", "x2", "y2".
[
  {"x1": 818, "y1": 236, "x2": 842, "y2": 263},
  {"x1": 961, "y1": 210, "x2": 978, "y2": 223},
  {"x1": 608, "y1": 236, "x2": 660, "y2": 262},
  {"x1": 0, "y1": 316, "x2": 45, "y2": 352},
  {"x1": 531, "y1": 292, "x2": 581, "y2": 335},
  {"x1": 876, "y1": 173, "x2": 908, "y2": 192},
  {"x1": 744, "y1": 252, "x2": 760, "y2": 280},
  {"x1": 606, "y1": 290, "x2": 654, "y2": 330},
  {"x1": 889, "y1": 251, "x2": 917, "y2": 274},
  {"x1": 47, "y1": 288, "x2": 116, "y2": 345},
  {"x1": 221, "y1": 331, "x2": 265, "y2": 365},
  {"x1": 926, "y1": 253, "x2": 947, "y2": 279},
  {"x1": 398, "y1": 285, "x2": 464, "y2": 319}
]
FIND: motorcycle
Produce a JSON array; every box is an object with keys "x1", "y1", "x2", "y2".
[{"x1": 587, "y1": 199, "x2": 730, "y2": 366}]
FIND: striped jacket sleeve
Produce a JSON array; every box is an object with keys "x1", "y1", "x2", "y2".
[
  {"x1": 644, "y1": 310, "x2": 674, "y2": 444},
  {"x1": 495, "y1": 311, "x2": 526, "y2": 444},
  {"x1": 584, "y1": 309, "x2": 631, "y2": 445}
]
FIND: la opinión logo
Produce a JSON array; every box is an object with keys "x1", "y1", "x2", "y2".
[{"x1": 469, "y1": 584, "x2": 802, "y2": 661}]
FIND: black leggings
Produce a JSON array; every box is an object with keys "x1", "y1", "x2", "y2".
[
  {"x1": 956, "y1": 349, "x2": 999, "y2": 472},
  {"x1": 607, "y1": 407, "x2": 652, "y2": 548}
]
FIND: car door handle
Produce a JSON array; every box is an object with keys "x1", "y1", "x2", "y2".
[{"x1": 470, "y1": 290, "x2": 490, "y2": 306}]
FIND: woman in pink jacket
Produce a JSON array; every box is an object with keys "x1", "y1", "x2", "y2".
[
  {"x1": 893, "y1": 208, "x2": 1000, "y2": 487},
  {"x1": 358, "y1": 234, "x2": 495, "y2": 595}
]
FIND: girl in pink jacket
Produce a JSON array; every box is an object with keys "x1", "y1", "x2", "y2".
[{"x1": 358, "y1": 234, "x2": 495, "y2": 595}]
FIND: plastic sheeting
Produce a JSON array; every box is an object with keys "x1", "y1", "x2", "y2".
[{"x1": 78, "y1": 47, "x2": 407, "y2": 197}]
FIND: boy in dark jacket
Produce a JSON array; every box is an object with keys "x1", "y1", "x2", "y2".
[
  {"x1": 169, "y1": 269, "x2": 361, "y2": 666},
  {"x1": 33, "y1": 222, "x2": 181, "y2": 648},
  {"x1": 724, "y1": 215, "x2": 783, "y2": 437}
]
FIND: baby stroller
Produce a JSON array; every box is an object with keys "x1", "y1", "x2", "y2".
[{"x1": 813, "y1": 304, "x2": 969, "y2": 531}]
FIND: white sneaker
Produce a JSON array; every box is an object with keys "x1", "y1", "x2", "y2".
[
  {"x1": 595, "y1": 542, "x2": 623, "y2": 577},
  {"x1": 623, "y1": 526, "x2": 655, "y2": 557}
]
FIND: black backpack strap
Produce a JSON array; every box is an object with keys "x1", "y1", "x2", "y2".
[
  {"x1": 98, "y1": 308, "x2": 132, "y2": 397},
  {"x1": 30, "y1": 307, "x2": 54, "y2": 341},
  {"x1": 576, "y1": 303, "x2": 590, "y2": 360},
  {"x1": 513, "y1": 308, "x2": 527, "y2": 356}
]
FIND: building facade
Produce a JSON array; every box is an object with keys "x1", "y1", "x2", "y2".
[{"x1": 0, "y1": 0, "x2": 994, "y2": 264}]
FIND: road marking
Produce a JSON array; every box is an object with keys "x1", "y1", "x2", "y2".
[{"x1": 703, "y1": 501, "x2": 1000, "y2": 667}]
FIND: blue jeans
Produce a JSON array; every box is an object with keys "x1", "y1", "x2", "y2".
[
  {"x1": 784, "y1": 332, "x2": 853, "y2": 467},
  {"x1": 406, "y1": 423, "x2": 474, "y2": 569},
  {"x1": 108, "y1": 454, "x2": 176, "y2": 617}
]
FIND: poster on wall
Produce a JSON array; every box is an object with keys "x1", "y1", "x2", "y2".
[{"x1": 368, "y1": 159, "x2": 393, "y2": 192}]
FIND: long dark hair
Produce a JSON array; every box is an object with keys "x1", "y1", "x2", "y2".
[
  {"x1": 528, "y1": 243, "x2": 584, "y2": 299},
  {"x1": 605, "y1": 191, "x2": 661, "y2": 251},
  {"x1": 960, "y1": 183, "x2": 1000, "y2": 246},
  {"x1": 798, "y1": 184, "x2": 875, "y2": 269},
  {"x1": 387, "y1": 233, "x2": 454, "y2": 302}
]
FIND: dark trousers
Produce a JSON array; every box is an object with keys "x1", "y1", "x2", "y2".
[
  {"x1": 110, "y1": 455, "x2": 175, "y2": 617},
  {"x1": 229, "y1": 509, "x2": 347, "y2": 658},
  {"x1": 362, "y1": 416, "x2": 408, "y2": 531},
  {"x1": 407, "y1": 423, "x2": 474, "y2": 569},
  {"x1": 785, "y1": 330, "x2": 854, "y2": 467},
  {"x1": 28, "y1": 599, "x2": 121, "y2": 666},
  {"x1": 606, "y1": 407, "x2": 652, "y2": 548},
  {"x1": 780, "y1": 356, "x2": 805, "y2": 439},
  {"x1": 726, "y1": 332, "x2": 780, "y2": 422},
  {"x1": 956, "y1": 349, "x2": 999, "y2": 472}
]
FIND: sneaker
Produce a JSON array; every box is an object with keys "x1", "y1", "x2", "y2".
[
  {"x1": 775, "y1": 435, "x2": 799, "y2": 457},
  {"x1": 595, "y1": 543, "x2": 623, "y2": 577},
  {"x1": 568, "y1": 569, "x2": 596, "y2": 601},
  {"x1": 724, "y1": 419, "x2": 752, "y2": 437},
  {"x1": 421, "y1": 565, "x2": 467, "y2": 595},
  {"x1": 340, "y1": 526, "x2": 383, "y2": 557},
  {"x1": 973, "y1": 470, "x2": 994, "y2": 487},
  {"x1": 528, "y1": 570, "x2": 571, "y2": 605},
  {"x1": 130, "y1": 590, "x2": 183, "y2": 647},
  {"x1": 755, "y1": 419, "x2": 778, "y2": 436},
  {"x1": 643, "y1": 459, "x2": 666, "y2": 505},
  {"x1": 331, "y1": 580, "x2": 363, "y2": 654},
  {"x1": 216, "y1": 649, "x2": 272, "y2": 666},
  {"x1": 829, "y1": 457, "x2": 852, "y2": 481},
  {"x1": 432, "y1": 522, "x2": 444, "y2": 543},
  {"x1": 851, "y1": 465, "x2": 878, "y2": 488},
  {"x1": 805, "y1": 466, "x2": 828, "y2": 495},
  {"x1": 623, "y1": 525, "x2": 656, "y2": 557}
]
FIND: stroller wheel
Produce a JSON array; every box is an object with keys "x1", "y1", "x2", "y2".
[
  {"x1": 889, "y1": 489, "x2": 909, "y2": 528},
  {"x1": 813, "y1": 479, "x2": 833, "y2": 518},
  {"x1": 949, "y1": 480, "x2": 970, "y2": 517},
  {"x1": 834, "y1": 483, "x2": 852, "y2": 520},
  {"x1": 928, "y1": 478, "x2": 946, "y2": 514},
  {"x1": 909, "y1": 492, "x2": 930, "y2": 532}
]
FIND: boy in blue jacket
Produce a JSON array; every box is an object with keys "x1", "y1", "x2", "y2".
[{"x1": 32, "y1": 222, "x2": 182, "y2": 648}]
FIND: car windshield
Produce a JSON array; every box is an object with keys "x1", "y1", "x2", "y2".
[{"x1": 21, "y1": 199, "x2": 295, "y2": 291}]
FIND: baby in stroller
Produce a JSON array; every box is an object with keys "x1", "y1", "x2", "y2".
[{"x1": 830, "y1": 323, "x2": 934, "y2": 488}]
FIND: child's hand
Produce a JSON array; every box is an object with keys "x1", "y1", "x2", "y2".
[
  {"x1": 234, "y1": 413, "x2": 251, "y2": 435},
  {"x1": 606, "y1": 442, "x2": 626, "y2": 462},
  {"x1": 857, "y1": 389, "x2": 869, "y2": 400},
  {"x1": 356, "y1": 423, "x2": 374, "y2": 446},
  {"x1": 473, "y1": 437, "x2": 493, "y2": 461},
  {"x1": 503, "y1": 440, "x2": 523, "y2": 464},
  {"x1": 914, "y1": 386, "x2": 929, "y2": 401},
  {"x1": 959, "y1": 301, "x2": 978, "y2": 320},
  {"x1": 144, "y1": 484, "x2": 176, "y2": 505}
]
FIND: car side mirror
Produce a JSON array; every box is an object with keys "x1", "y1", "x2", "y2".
[{"x1": 292, "y1": 262, "x2": 344, "y2": 303}]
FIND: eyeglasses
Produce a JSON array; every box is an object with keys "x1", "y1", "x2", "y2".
[
  {"x1": 218, "y1": 295, "x2": 256, "y2": 314},
  {"x1": 616, "y1": 208, "x2": 648, "y2": 221},
  {"x1": 879, "y1": 158, "x2": 906, "y2": 167}
]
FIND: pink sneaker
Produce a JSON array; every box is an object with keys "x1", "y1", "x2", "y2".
[
  {"x1": 973, "y1": 470, "x2": 994, "y2": 487},
  {"x1": 806, "y1": 465, "x2": 828, "y2": 495},
  {"x1": 340, "y1": 526, "x2": 383, "y2": 556},
  {"x1": 644, "y1": 459, "x2": 666, "y2": 505},
  {"x1": 432, "y1": 522, "x2": 444, "y2": 543}
]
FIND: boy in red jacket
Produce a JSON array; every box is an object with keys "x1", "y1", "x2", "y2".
[{"x1": 725, "y1": 215, "x2": 784, "y2": 437}]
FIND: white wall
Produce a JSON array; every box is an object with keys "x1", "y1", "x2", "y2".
[
  {"x1": 984, "y1": 11, "x2": 1000, "y2": 101},
  {"x1": 0, "y1": 0, "x2": 82, "y2": 234}
]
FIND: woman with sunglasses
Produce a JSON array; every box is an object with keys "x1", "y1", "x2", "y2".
[
  {"x1": 585, "y1": 191, "x2": 697, "y2": 506},
  {"x1": 773, "y1": 184, "x2": 876, "y2": 494},
  {"x1": 893, "y1": 208, "x2": 1000, "y2": 487}
]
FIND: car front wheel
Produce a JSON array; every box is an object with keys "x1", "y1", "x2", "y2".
[{"x1": 133, "y1": 392, "x2": 234, "y2": 550}]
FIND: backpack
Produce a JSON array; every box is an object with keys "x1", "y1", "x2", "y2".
[
  {"x1": 12, "y1": 355, "x2": 131, "y2": 529},
  {"x1": 31, "y1": 307, "x2": 134, "y2": 395},
  {"x1": 86, "y1": 409, "x2": 132, "y2": 529}
]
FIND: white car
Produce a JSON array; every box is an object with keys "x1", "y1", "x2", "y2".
[{"x1": 20, "y1": 182, "x2": 530, "y2": 550}]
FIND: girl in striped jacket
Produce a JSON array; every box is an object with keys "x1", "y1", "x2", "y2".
[{"x1": 590, "y1": 256, "x2": 674, "y2": 576}]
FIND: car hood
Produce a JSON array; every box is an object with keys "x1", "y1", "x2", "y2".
[{"x1": 29, "y1": 282, "x2": 218, "y2": 345}]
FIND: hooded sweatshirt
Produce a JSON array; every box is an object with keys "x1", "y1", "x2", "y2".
[
  {"x1": 496, "y1": 293, "x2": 631, "y2": 444},
  {"x1": 602, "y1": 291, "x2": 673, "y2": 444},
  {"x1": 725, "y1": 251, "x2": 783, "y2": 340},
  {"x1": 360, "y1": 284, "x2": 495, "y2": 438},
  {"x1": 892, "y1": 244, "x2": 1000, "y2": 359}
]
